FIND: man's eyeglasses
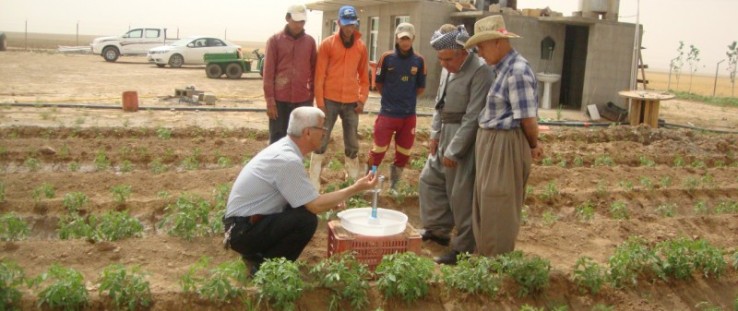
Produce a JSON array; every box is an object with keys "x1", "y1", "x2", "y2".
[{"x1": 311, "y1": 126, "x2": 328, "y2": 131}]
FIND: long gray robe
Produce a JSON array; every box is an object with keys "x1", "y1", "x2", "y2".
[{"x1": 419, "y1": 52, "x2": 493, "y2": 253}]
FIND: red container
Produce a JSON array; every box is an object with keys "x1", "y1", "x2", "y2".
[
  {"x1": 122, "y1": 91, "x2": 139, "y2": 112},
  {"x1": 327, "y1": 220, "x2": 421, "y2": 271}
]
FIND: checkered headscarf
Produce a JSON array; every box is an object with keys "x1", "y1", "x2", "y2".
[{"x1": 430, "y1": 25, "x2": 470, "y2": 50}]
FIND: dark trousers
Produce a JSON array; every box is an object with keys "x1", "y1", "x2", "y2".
[
  {"x1": 225, "y1": 206, "x2": 318, "y2": 266},
  {"x1": 268, "y1": 100, "x2": 313, "y2": 144}
]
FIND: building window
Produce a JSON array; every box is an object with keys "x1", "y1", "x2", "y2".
[
  {"x1": 369, "y1": 17, "x2": 379, "y2": 62},
  {"x1": 331, "y1": 19, "x2": 338, "y2": 34},
  {"x1": 394, "y1": 16, "x2": 410, "y2": 28}
]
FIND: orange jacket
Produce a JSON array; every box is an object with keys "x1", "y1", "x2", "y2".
[{"x1": 314, "y1": 31, "x2": 369, "y2": 108}]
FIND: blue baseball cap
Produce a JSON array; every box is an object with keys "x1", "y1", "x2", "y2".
[{"x1": 338, "y1": 5, "x2": 359, "y2": 26}]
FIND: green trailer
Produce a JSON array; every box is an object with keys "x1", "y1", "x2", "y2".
[{"x1": 204, "y1": 49, "x2": 264, "y2": 79}]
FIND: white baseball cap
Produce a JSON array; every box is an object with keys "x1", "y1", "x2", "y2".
[{"x1": 287, "y1": 4, "x2": 307, "y2": 22}]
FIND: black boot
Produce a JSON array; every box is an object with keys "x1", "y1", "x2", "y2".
[
  {"x1": 421, "y1": 230, "x2": 450, "y2": 246},
  {"x1": 434, "y1": 250, "x2": 460, "y2": 265}
]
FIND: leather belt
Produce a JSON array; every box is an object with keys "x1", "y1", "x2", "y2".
[
  {"x1": 441, "y1": 112, "x2": 464, "y2": 124},
  {"x1": 223, "y1": 215, "x2": 264, "y2": 228}
]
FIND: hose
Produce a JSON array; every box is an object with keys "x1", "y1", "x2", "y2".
[{"x1": 4, "y1": 102, "x2": 737, "y2": 134}]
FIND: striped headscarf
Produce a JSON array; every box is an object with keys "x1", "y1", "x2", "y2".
[{"x1": 430, "y1": 24, "x2": 470, "y2": 50}]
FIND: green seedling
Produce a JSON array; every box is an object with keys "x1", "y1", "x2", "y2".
[
  {"x1": 690, "y1": 160, "x2": 707, "y2": 169},
  {"x1": 32, "y1": 182, "x2": 56, "y2": 203},
  {"x1": 62, "y1": 191, "x2": 89, "y2": 214},
  {"x1": 58, "y1": 214, "x2": 94, "y2": 240},
  {"x1": 573, "y1": 156, "x2": 584, "y2": 167},
  {"x1": 347, "y1": 196, "x2": 369, "y2": 209},
  {"x1": 694, "y1": 201, "x2": 709, "y2": 215},
  {"x1": 609, "y1": 201, "x2": 629, "y2": 220},
  {"x1": 541, "y1": 156, "x2": 554, "y2": 166},
  {"x1": 538, "y1": 181, "x2": 559, "y2": 201},
  {"x1": 110, "y1": 184, "x2": 132, "y2": 205},
  {"x1": 701, "y1": 173, "x2": 715, "y2": 188},
  {"x1": 99, "y1": 264, "x2": 152, "y2": 311},
  {"x1": 618, "y1": 180, "x2": 633, "y2": 191},
  {"x1": 254, "y1": 258, "x2": 303, "y2": 311},
  {"x1": 673, "y1": 155, "x2": 685, "y2": 167},
  {"x1": 95, "y1": 150, "x2": 111, "y2": 171},
  {"x1": 685, "y1": 176, "x2": 703, "y2": 193},
  {"x1": 69, "y1": 161, "x2": 80, "y2": 172},
  {"x1": 660, "y1": 176, "x2": 672, "y2": 187},
  {"x1": 409, "y1": 154, "x2": 427, "y2": 170},
  {"x1": 376, "y1": 252, "x2": 435, "y2": 303},
  {"x1": 93, "y1": 211, "x2": 144, "y2": 241},
  {"x1": 656, "y1": 203, "x2": 677, "y2": 217},
  {"x1": 24, "y1": 157, "x2": 41, "y2": 172},
  {"x1": 310, "y1": 252, "x2": 371, "y2": 311},
  {"x1": 542, "y1": 209, "x2": 558, "y2": 226},
  {"x1": 655, "y1": 237, "x2": 727, "y2": 280},
  {"x1": 182, "y1": 148, "x2": 201, "y2": 170},
  {"x1": 119, "y1": 160, "x2": 133, "y2": 173},
  {"x1": 36, "y1": 264, "x2": 89, "y2": 311},
  {"x1": 328, "y1": 158, "x2": 343, "y2": 171},
  {"x1": 440, "y1": 253, "x2": 500, "y2": 297},
  {"x1": 156, "y1": 127, "x2": 172, "y2": 139},
  {"x1": 557, "y1": 158, "x2": 567, "y2": 168},
  {"x1": 715, "y1": 200, "x2": 738, "y2": 214},
  {"x1": 0, "y1": 260, "x2": 26, "y2": 310},
  {"x1": 639, "y1": 155, "x2": 655, "y2": 167},
  {"x1": 495, "y1": 251, "x2": 550, "y2": 297},
  {"x1": 158, "y1": 194, "x2": 214, "y2": 241},
  {"x1": 217, "y1": 156, "x2": 232, "y2": 168},
  {"x1": 0, "y1": 213, "x2": 30, "y2": 241},
  {"x1": 595, "y1": 181, "x2": 608, "y2": 198},
  {"x1": 571, "y1": 256, "x2": 606, "y2": 294},
  {"x1": 607, "y1": 237, "x2": 659, "y2": 288},
  {"x1": 149, "y1": 158, "x2": 167, "y2": 174},
  {"x1": 591, "y1": 305, "x2": 615, "y2": 311},
  {"x1": 0, "y1": 183, "x2": 4, "y2": 203},
  {"x1": 594, "y1": 154, "x2": 614, "y2": 167},
  {"x1": 639, "y1": 177, "x2": 653, "y2": 190},
  {"x1": 575, "y1": 200, "x2": 595, "y2": 222},
  {"x1": 182, "y1": 257, "x2": 249, "y2": 304}
]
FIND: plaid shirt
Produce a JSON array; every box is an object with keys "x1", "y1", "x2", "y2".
[{"x1": 479, "y1": 50, "x2": 538, "y2": 129}]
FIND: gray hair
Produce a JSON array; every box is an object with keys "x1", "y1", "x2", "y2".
[{"x1": 287, "y1": 106, "x2": 325, "y2": 137}]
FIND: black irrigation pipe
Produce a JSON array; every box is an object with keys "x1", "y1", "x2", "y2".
[{"x1": 6, "y1": 102, "x2": 738, "y2": 134}]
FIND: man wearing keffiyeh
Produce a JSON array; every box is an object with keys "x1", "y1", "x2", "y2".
[{"x1": 418, "y1": 24, "x2": 494, "y2": 265}]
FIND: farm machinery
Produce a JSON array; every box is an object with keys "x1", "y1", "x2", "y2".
[{"x1": 204, "y1": 49, "x2": 264, "y2": 79}]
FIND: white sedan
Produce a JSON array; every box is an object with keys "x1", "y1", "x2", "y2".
[{"x1": 147, "y1": 36, "x2": 240, "y2": 68}]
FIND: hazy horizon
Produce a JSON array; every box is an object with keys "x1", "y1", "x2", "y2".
[{"x1": 2, "y1": 0, "x2": 737, "y2": 74}]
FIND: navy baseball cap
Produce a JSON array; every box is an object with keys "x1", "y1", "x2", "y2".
[{"x1": 338, "y1": 5, "x2": 359, "y2": 26}]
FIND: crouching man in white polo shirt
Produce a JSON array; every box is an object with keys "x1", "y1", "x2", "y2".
[{"x1": 223, "y1": 106, "x2": 378, "y2": 275}]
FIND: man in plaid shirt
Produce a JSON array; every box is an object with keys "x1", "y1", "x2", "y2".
[{"x1": 464, "y1": 15, "x2": 544, "y2": 257}]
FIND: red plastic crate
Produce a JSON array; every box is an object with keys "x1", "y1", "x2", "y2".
[{"x1": 327, "y1": 220, "x2": 421, "y2": 270}]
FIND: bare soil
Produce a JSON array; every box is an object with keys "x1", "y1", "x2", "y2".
[{"x1": 1, "y1": 49, "x2": 738, "y2": 310}]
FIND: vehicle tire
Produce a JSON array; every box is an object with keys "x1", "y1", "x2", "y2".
[
  {"x1": 225, "y1": 63, "x2": 243, "y2": 79},
  {"x1": 168, "y1": 54, "x2": 184, "y2": 68},
  {"x1": 0, "y1": 32, "x2": 7, "y2": 51},
  {"x1": 102, "y1": 46, "x2": 119, "y2": 62},
  {"x1": 206, "y1": 64, "x2": 223, "y2": 78},
  {"x1": 156, "y1": 64, "x2": 166, "y2": 68}
]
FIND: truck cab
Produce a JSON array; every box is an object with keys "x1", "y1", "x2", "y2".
[{"x1": 91, "y1": 28, "x2": 171, "y2": 62}]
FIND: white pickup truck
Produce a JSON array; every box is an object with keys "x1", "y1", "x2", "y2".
[{"x1": 90, "y1": 28, "x2": 174, "y2": 62}]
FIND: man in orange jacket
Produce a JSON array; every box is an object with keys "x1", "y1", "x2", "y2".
[{"x1": 310, "y1": 5, "x2": 370, "y2": 190}]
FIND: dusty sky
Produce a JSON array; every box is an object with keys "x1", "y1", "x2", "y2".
[{"x1": 1, "y1": 0, "x2": 736, "y2": 73}]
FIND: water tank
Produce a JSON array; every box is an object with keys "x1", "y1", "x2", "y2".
[{"x1": 579, "y1": 0, "x2": 608, "y2": 13}]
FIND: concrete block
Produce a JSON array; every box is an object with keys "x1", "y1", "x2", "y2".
[
  {"x1": 489, "y1": 4, "x2": 501, "y2": 12},
  {"x1": 203, "y1": 93, "x2": 217, "y2": 105}
]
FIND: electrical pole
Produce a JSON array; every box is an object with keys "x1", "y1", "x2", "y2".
[{"x1": 713, "y1": 59, "x2": 725, "y2": 97}]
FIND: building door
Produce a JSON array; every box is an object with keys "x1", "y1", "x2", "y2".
[{"x1": 561, "y1": 25, "x2": 589, "y2": 109}]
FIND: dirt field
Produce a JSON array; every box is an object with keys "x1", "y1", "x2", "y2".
[{"x1": 1, "y1": 45, "x2": 738, "y2": 310}]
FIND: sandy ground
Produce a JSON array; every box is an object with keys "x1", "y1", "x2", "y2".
[{"x1": 1, "y1": 50, "x2": 738, "y2": 310}]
